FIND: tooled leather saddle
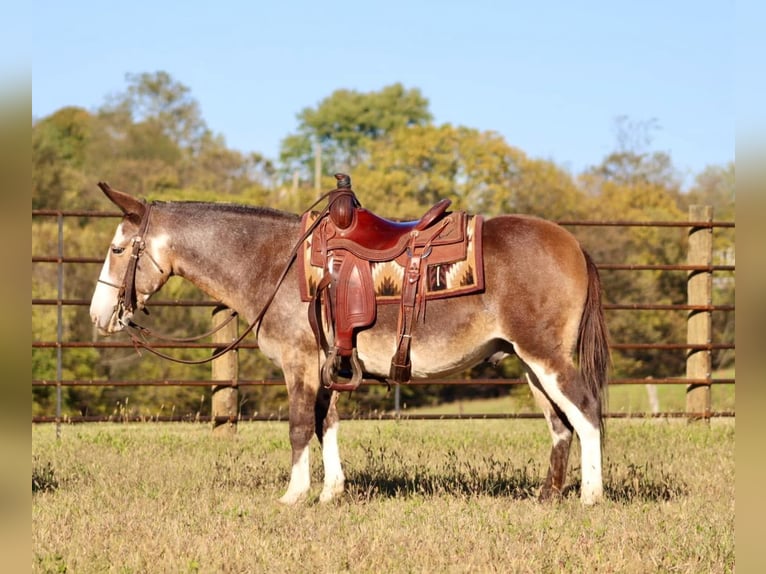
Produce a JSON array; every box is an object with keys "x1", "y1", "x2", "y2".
[{"x1": 302, "y1": 173, "x2": 484, "y2": 391}]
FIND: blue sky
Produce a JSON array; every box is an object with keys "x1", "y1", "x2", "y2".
[{"x1": 31, "y1": 0, "x2": 736, "y2": 188}]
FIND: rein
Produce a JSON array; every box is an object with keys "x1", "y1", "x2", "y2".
[{"x1": 116, "y1": 189, "x2": 343, "y2": 365}]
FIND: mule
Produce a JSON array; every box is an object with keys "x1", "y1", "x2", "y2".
[{"x1": 89, "y1": 183, "x2": 610, "y2": 505}]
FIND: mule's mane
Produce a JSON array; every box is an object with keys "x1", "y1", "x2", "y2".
[{"x1": 154, "y1": 200, "x2": 300, "y2": 221}]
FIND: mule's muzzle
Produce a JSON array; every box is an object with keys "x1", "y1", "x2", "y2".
[{"x1": 96, "y1": 302, "x2": 133, "y2": 336}]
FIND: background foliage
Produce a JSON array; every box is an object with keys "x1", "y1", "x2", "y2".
[{"x1": 32, "y1": 71, "x2": 735, "y2": 417}]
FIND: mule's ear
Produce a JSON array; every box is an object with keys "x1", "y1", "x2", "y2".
[{"x1": 97, "y1": 182, "x2": 146, "y2": 218}]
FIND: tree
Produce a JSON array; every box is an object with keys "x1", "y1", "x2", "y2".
[
  {"x1": 32, "y1": 72, "x2": 280, "y2": 417},
  {"x1": 279, "y1": 83, "x2": 432, "y2": 180},
  {"x1": 33, "y1": 71, "x2": 276, "y2": 210},
  {"x1": 104, "y1": 71, "x2": 209, "y2": 151},
  {"x1": 32, "y1": 106, "x2": 93, "y2": 209},
  {"x1": 682, "y1": 162, "x2": 735, "y2": 220},
  {"x1": 579, "y1": 120, "x2": 690, "y2": 380},
  {"x1": 350, "y1": 124, "x2": 587, "y2": 220},
  {"x1": 584, "y1": 116, "x2": 682, "y2": 193},
  {"x1": 180, "y1": 132, "x2": 277, "y2": 201},
  {"x1": 579, "y1": 122, "x2": 735, "y2": 377}
]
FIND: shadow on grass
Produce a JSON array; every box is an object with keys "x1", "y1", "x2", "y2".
[
  {"x1": 604, "y1": 461, "x2": 689, "y2": 502},
  {"x1": 347, "y1": 463, "x2": 541, "y2": 501},
  {"x1": 563, "y1": 462, "x2": 689, "y2": 503},
  {"x1": 345, "y1": 445, "x2": 540, "y2": 501},
  {"x1": 345, "y1": 446, "x2": 687, "y2": 503}
]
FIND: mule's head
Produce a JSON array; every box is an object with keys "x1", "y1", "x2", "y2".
[{"x1": 89, "y1": 183, "x2": 172, "y2": 335}]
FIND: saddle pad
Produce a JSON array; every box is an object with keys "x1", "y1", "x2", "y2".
[{"x1": 298, "y1": 212, "x2": 484, "y2": 304}]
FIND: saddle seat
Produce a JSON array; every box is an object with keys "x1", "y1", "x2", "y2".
[
  {"x1": 332, "y1": 199, "x2": 452, "y2": 255},
  {"x1": 318, "y1": 198, "x2": 460, "y2": 264}
]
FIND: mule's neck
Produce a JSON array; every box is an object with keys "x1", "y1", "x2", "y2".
[{"x1": 157, "y1": 202, "x2": 302, "y2": 320}]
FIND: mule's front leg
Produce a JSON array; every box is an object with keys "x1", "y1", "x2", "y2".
[
  {"x1": 279, "y1": 397, "x2": 316, "y2": 505},
  {"x1": 316, "y1": 388, "x2": 345, "y2": 503}
]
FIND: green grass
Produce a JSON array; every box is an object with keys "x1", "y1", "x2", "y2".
[
  {"x1": 405, "y1": 370, "x2": 735, "y2": 416},
  {"x1": 33, "y1": 418, "x2": 734, "y2": 573}
]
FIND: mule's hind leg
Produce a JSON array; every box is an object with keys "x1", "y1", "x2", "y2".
[
  {"x1": 521, "y1": 355, "x2": 603, "y2": 505},
  {"x1": 314, "y1": 387, "x2": 346, "y2": 503},
  {"x1": 526, "y1": 371, "x2": 573, "y2": 500}
]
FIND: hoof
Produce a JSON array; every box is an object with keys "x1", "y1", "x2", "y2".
[
  {"x1": 580, "y1": 488, "x2": 604, "y2": 506},
  {"x1": 278, "y1": 491, "x2": 307, "y2": 505},
  {"x1": 538, "y1": 487, "x2": 562, "y2": 502},
  {"x1": 319, "y1": 481, "x2": 345, "y2": 503}
]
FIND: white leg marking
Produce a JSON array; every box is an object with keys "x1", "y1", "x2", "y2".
[
  {"x1": 525, "y1": 360, "x2": 603, "y2": 505},
  {"x1": 320, "y1": 424, "x2": 346, "y2": 503},
  {"x1": 279, "y1": 446, "x2": 311, "y2": 505}
]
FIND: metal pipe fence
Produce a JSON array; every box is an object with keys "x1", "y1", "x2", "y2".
[{"x1": 31, "y1": 207, "x2": 735, "y2": 424}]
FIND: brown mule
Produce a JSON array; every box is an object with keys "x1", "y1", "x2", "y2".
[{"x1": 90, "y1": 183, "x2": 610, "y2": 505}]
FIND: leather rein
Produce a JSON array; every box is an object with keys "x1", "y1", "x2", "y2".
[{"x1": 107, "y1": 192, "x2": 342, "y2": 365}]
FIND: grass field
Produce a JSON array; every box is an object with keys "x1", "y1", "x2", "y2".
[
  {"x1": 32, "y1": 414, "x2": 734, "y2": 573},
  {"x1": 402, "y1": 376, "x2": 735, "y2": 416}
]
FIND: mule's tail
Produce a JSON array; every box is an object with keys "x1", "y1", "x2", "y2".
[{"x1": 578, "y1": 250, "x2": 611, "y2": 436}]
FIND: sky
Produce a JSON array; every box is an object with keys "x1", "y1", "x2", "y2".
[{"x1": 30, "y1": 0, "x2": 737, "y2": 189}]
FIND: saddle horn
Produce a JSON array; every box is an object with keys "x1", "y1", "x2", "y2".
[{"x1": 328, "y1": 173, "x2": 359, "y2": 229}]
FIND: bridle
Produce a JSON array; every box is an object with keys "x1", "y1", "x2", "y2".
[
  {"x1": 101, "y1": 189, "x2": 345, "y2": 365},
  {"x1": 98, "y1": 201, "x2": 163, "y2": 322},
  {"x1": 98, "y1": 200, "x2": 247, "y2": 364}
]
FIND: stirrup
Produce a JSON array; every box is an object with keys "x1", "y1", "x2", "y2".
[{"x1": 321, "y1": 347, "x2": 363, "y2": 392}]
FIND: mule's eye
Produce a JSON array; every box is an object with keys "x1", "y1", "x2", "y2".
[{"x1": 111, "y1": 246, "x2": 126, "y2": 255}]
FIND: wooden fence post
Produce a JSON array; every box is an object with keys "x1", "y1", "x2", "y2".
[
  {"x1": 211, "y1": 305, "x2": 238, "y2": 435},
  {"x1": 686, "y1": 205, "x2": 713, "y2": 421}
]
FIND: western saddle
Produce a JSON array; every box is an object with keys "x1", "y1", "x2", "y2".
[{"x1": 307, "y1": 173, "x2": 474, "y2": 391}]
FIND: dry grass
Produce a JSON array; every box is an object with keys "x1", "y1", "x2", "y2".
[{"x1": 32, "y1": 418, "x2": 734, "y2": 573}]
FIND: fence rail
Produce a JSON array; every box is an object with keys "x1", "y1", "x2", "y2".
[{"x1": 32, "y1": 207, "x2": 735, "y2": 426}]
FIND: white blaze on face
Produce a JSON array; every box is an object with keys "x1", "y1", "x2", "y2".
[{"x1": 89, "y1": 223, "x2": 128, "y2": 334}]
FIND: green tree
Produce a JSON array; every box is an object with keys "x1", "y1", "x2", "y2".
[
  {"x1": 33, "y1": 71, "x2": 275, "y2": 210},
  {"x1": 32, "y1": 72, "x2": 279, "y2": 417},
  {"x1": 581, "y1": 120, "x2": 735, "y2": 377},
  {"x1": 181, "y1": 132, "x2": 277, "y2": 201},
  {"x1": 279, "y1": 83, "x2": 432, "y2": 180},
  {"x1": 32, "y1": 106, "x2": 93, "y2": 209},
  {"x1": 588, "y1": 116, "x2": 682, "y2": 190},
  {"x1": 105, "y1": 71, "x2": 209, "y2": 151},
  {"x1": 682, "y1": 162, "x2": 735, "y2": 220},
  {"x1": 579, "y1": 144, "x2": 689, "y2": 380},
  {"x1": 351, "y1": 124, "x2": 587, "y2": 220}
]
